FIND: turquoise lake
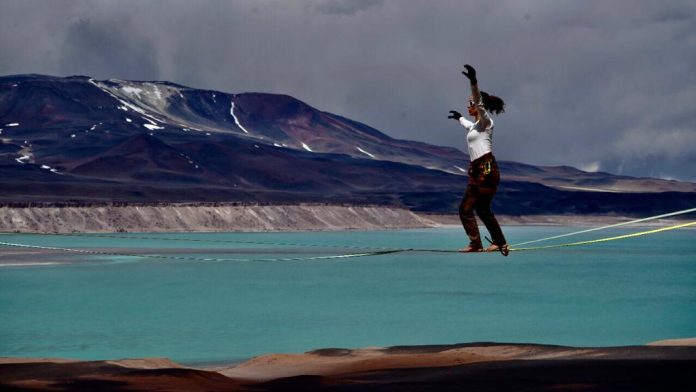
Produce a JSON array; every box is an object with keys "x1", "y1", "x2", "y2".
[{"x1": 1, "y1": 226, "x2": 695, "y2": 365}]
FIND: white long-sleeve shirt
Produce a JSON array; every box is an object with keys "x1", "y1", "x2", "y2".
[{"x1": 458, "y1": 84, "x2": 494, "y2": 161}]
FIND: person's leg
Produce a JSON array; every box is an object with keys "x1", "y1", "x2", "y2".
[
  {"x1": 474, "y1": 190, "x2": 508, "y2": 254},
  {"x1": 459, "y1": 185, "x2": 483, "y2": 251}
]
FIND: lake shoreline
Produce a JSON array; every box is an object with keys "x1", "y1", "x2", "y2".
[
  {"x1": 2, "y1": 203, "x2": 693, "y2": 234},
  {"x1": 0, "y1": 204, "x2": 435, "y2": 234},
  {"x1": 424, "y1": 213, "x2": 695, "y2": 228}
]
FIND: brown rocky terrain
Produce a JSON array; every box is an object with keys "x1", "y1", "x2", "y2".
[{"x1": 2, "y1": 342, "x2": 695, "y2": 391}]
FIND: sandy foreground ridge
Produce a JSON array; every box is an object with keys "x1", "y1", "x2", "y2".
[{"x1": 2, "y1": 341, "x2": 695, "y2": 391}]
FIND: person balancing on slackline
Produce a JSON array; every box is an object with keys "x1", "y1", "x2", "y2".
[{"x1": 448, "y1": 64, "x2": 509, "y2": 256}]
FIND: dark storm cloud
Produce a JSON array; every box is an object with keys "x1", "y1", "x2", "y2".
[
  {"x1": 60, "y1": 17, "x2": 159, "y2": 80},
  {"x1": 1, "y1": 0, "x2": 695, "y2": 181},
  {"x1": 314, "y1": 0, "x2": 384, "y2": 16}
]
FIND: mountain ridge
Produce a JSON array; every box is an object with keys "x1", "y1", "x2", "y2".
[{"x1": 1, "y1": 74, "x2": 694, "y2": 215}]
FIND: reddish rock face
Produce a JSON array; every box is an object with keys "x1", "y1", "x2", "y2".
[{"x1": 2, "y1": 343, "x2": 695, "y2": 392}]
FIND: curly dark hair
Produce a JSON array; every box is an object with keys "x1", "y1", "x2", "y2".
[{"x1": 481, "y1": 91, "x2": 505, "y2": 115}]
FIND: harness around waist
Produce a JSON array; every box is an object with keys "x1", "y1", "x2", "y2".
[{"x1": 469, "y1": 152, "x2": 496, "y2": 175}]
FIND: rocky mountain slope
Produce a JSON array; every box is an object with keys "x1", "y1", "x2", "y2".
[{"x1": 1, "y1": 74, "x2": 694, "y2": 215}]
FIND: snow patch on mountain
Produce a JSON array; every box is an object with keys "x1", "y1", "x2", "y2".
[
  {"x1": 117, "y1": 82, "x2": 172, "y2": 110},
  {"x1": 178, "y1": 152, "x2": 199, "y2": 169},
  {"x1": 301, "y1": 143, "x2": 313, "y2": 152},
  {"x1": 230, "y1": 100, "x2": 250, "y2": 134},
  {"x1": 356, "y1": 146, "x2": 376, "y2": 159},
  {"x1": 15, "y1": 145, "x2": 33, "y2": 164},
  {"x1": 121, "y1": 86, "x2": 143, "y2": 97},
  {"x1": 89, "y1": 79, "x2": 166, "y2": 126},
  {"x1": 141, "y1": 115, "x2": 165, "y2": 130}
]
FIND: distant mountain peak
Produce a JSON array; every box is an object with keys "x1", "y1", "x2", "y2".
[{"x1": 1, "y1": 74, "x2": 694, "y2": 210}]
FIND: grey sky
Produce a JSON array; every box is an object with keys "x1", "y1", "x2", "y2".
[{"x1": 2, "y1": 0, "x2": 695, "y2": 181}]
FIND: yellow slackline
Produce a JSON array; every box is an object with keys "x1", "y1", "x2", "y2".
[
  {"x1": 1, "y1": 212, "x2": 695, "y2": 261},
  {"x1": 510, "y1": 221, "x2": 696, "y2": 252},
  {"x1": 511, "y1": 207, "x2": 696, "y2": 247}
]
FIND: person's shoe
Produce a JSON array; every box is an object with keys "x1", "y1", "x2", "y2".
[
  {"x1": 459, "y1": 245, "x2": 483, "y2": 253},
  {"x1": 485, "y1": 243, "x2": 510, "y2": 256},
  {"x1": 500, "y1": 243, "x2": 510, "y2": 256}
]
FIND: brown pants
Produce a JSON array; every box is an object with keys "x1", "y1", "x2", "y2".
[{"x1": 459, "y1": 153, "x2": 506, "y2": 248}]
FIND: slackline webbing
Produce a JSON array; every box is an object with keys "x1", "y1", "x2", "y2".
[
  {"x1": 1, "y1": 220, "x2": 694, "y2": 261},
  {"x1": 511, "y1": 207, "x2": 696, "y2": 247},
  {"x1": 0, "y1": 238, "x2": 403, "y2": 263},
  {"x1": 0, "y1": 232, "x2": 395, "y2": 251},
  {"x1": 510, "y1": 221, "x2": 696, "y2": 252},
  {"x1": 1, "y1": 208, "x2": 694, "y2": 262}
]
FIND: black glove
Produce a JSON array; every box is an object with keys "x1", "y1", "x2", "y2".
[
  {"x1": 448, "y1": 110, "x2": 462, "y2": 120},
  {"x1": 462, "y1": 64, "x2": 477, "y2": 85}
]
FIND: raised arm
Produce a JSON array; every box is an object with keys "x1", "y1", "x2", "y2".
[{"x1": 462, "y1": 64, "x2": 492, "y2": 128}]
